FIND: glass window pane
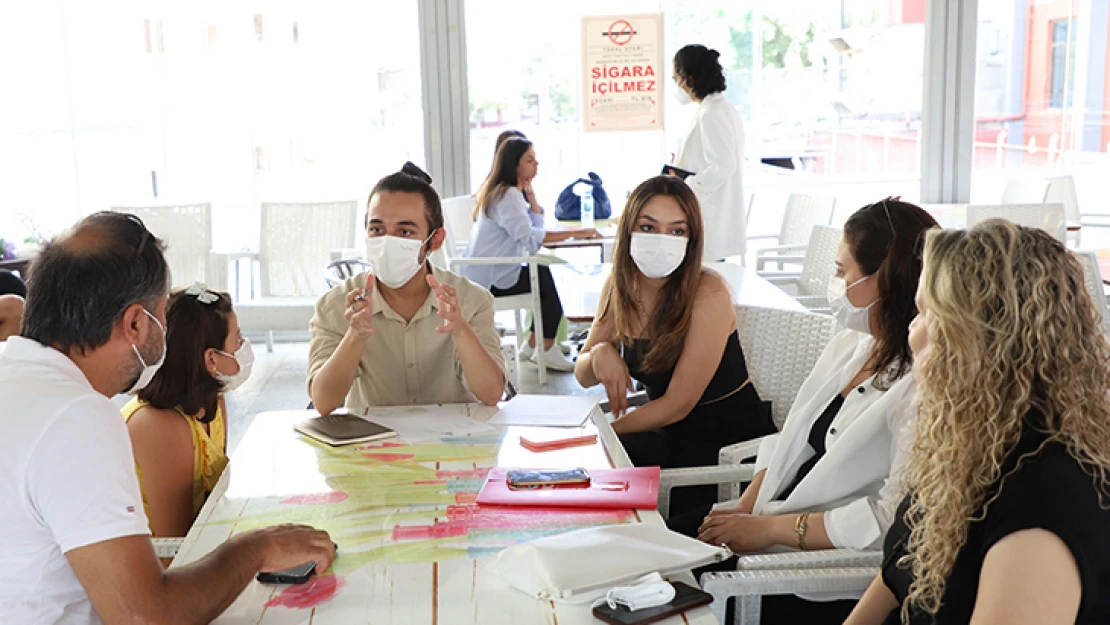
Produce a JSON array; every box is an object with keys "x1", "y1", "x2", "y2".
[
  {"x1": 0, "y1": 2, "x2": 423, "y2": 253},
  {"x1": 465, "y1": 0, "x2": 925, "y2": 257},
  {"x1": 972, "y1": 0, "x2": 1107, "y2": 247}
]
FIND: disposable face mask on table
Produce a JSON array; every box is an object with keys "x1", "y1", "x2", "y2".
[{"x1": 589, "y1": 572, "x2": 676, "y2": 611}]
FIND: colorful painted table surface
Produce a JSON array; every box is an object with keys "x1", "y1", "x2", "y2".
[{"x1": 172, "y1": 403, "x2": 717, "y2": 624}]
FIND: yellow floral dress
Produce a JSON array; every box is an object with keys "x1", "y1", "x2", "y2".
[{"x1": 121, "y1": 397, "x2": 229, "y2": 524}]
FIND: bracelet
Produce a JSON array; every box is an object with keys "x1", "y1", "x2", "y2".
[{"x1": 795, "y1": 512, "x2": 811, "y2": 551}]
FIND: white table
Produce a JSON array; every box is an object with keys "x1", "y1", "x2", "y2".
[
  {"x1": 173, "y1": 404, "x2": 718, "y2": 624},
  {"x1": 551, "y1": 261, "x2": 807, "y2": 322}
]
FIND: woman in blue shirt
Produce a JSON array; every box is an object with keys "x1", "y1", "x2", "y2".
[{"x1": 462, "y1": 137, "x2": 600, "y2": 371}]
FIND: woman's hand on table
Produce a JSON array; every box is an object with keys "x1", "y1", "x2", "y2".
[
  {"x1": 574, "y1": 228, "x2": 603, "y2": 240},
  {"x1": 590, "y1": 342, "x2": 634, "y2": 417},
  {"x1": 697, "y1": 513, "x2": 792, "y2": 553}
]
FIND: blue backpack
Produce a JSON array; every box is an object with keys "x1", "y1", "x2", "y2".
[{"x1": 554, "y1": 172, "x2": 612, "y2": 221}]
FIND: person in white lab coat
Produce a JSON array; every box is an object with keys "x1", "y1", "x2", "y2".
[
  {"x1": 668, "y1": 44, "x2": 746, "y2": 262},
  {"x1": 669, "y1": 199, "x2": 939, "y2": 623}
]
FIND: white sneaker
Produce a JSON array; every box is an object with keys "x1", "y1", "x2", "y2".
[
  {"x1": 532, "y1": 344, "x2": 576, "y2": 372},
  {"x1": 517, "y1": 342, "x2": 536, "y2": 361}
]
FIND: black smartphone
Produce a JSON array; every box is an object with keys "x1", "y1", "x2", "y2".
[
  {"x1": 257, "y1": 561, "x2": 316, "y2": 584},
  {"x1": 592, "y1": 582, "x2": 713, "y2": 625},
  {"x1": 661, "y1": 165, "x2": 696, "y2": 180}
]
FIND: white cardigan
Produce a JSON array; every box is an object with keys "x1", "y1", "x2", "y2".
[
  {"x1": 675, "y1": 92, "x2": 746, "y2": 261},
  {"x1": 751, "y1": 329, "x2": 917, "y2": 550}
]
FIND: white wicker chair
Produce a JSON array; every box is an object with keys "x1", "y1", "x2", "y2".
[
  {"x1": 1075, "y1": 251, "x2": 1110, "y2": 327},
  {"x1": 763, "y1": 225, "x2": 842, "y2": 314},
  {"x1": 434, "y1": 208, "x2": 563, "y2": 385},
  {"x1": 701, "y1": 559, "x2": 879, "y2": 625},
  {"x1": 236, "y1": 201, "x2": 360, "y2": 352},
  {"x1": 965, "y1": 203, "x2": 1067, "y2": 243},
  {"x1": 752, "y1": 194, "x2": 837, "y2": 274},
  {"x1": 152, "y1": 537, "x2": 185, "y2": 561},
  {"x1": 111, "y1": 204, "x2": 224, "y2": 289},
  {"x1": 657, "y1": 305, "x2": 837, "y2": 515}
]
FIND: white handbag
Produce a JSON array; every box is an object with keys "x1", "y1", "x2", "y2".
[{"x1": 487, "y1": 523, "x2": 731, "y2": 604}]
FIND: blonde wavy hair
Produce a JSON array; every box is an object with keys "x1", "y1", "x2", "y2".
[{"x1": 900, "y1": 219, "x2": 1110, "y2": 622}]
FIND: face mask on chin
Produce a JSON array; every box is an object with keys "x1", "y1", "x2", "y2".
[{"x1": 126, "y1": 308, "x2": 166, "y2": 394}]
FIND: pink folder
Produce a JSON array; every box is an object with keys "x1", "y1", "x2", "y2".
[{"x1": 476, "y1": 467, "x2": 660, "y2": 510}]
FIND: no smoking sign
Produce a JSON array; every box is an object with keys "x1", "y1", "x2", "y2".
[{"x1": 603, "y1": 19, "x2": 636, "y2": 46}]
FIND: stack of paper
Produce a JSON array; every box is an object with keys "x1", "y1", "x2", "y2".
[{"x1": 488, "y1": 395, "x2": 600, "y2": 427}]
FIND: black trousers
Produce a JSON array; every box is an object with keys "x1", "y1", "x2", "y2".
[
  {"x1": 0, "y1": 271, "x2": 26, "y2": 297},
  {"x1": 668, "y1": 504, "x2": 858, "y2": 624},
  {"x1": 619, "y1": 429, "x2": 721, "y2": 514},
  {"x1": 489, "y1": 264, "x2": 563, "y2": 340}
]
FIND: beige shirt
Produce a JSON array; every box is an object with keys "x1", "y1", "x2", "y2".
[{"x1": 308, "y1": 265, "x2": 506, "y2": 407}]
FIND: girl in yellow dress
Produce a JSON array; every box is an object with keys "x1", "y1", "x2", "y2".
[{"x1": 122, "y1": 284, "x2": 253, "y2": 537}]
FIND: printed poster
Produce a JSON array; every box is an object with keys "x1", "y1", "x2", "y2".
[{"x1": 582, "y1": 14, "x2": 664, "y2": 132}]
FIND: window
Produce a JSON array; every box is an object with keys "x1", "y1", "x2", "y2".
[
  {"x1": 0, "y1": 1, "x2": 424, "y2": 252},
  {"x1": 466, "y1": 0, "x2": 925, "y2": 252},
  {"x1": 971, "y1": 0, "x2": 1108, "y2": 248},
  {"x1": 1048, "y1": 18, "x2": 1075, "y2": 109}
]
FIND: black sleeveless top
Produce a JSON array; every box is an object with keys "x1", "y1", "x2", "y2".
[
  {"x1": 621, "y1": 331, "x2": 774, "y2": 445},
  {"x1": 880, "y1": 412, "x2": 1110, "y2": 624}
]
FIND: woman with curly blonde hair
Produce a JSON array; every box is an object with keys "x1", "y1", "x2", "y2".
[{"x1": 845, "y1": 219, "x2": 1110, "y2": 625}]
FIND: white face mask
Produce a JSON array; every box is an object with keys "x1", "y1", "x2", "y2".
[
  {"x1": 214, "y1": 339, "x2": 255, "y2": 392},
  {"x1": 630, "y1": 233, "x2": 687, "y2": 279},
  {"x1": 827, "y1": 275, "x2": 879, "y2": 335},
  {"x1": 127, "y1": 308, "x2": 166, "y2": 394},
  {"x1": 673, "y1": 85, "x2": 693, "y2": 105},
  {"x1": 365, "y1": 233, "x2": 434, "y2": 289}
]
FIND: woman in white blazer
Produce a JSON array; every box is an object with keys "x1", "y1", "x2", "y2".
[
  {"x1": 669, "y1": 199, "x2": 939, "y2": 623},
  {"x1": 669, "y1": 45, "x2": 746, "y2": 262}
]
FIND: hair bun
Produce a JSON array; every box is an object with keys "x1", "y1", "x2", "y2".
[{"x1": 401, "y1": 161, "x2": 433, "y2": 185}]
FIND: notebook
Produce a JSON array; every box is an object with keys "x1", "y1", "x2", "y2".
[
  {"x1": 477, "y1": 467, "x2": 660, "y2": 510},
  {"x1": 294, "y1": 413, "x2": 397, "y2": 446}
]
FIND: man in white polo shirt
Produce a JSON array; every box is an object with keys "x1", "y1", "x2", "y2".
[{"x1": 0, "y1": 212, "x2": 335, "y2": 625}]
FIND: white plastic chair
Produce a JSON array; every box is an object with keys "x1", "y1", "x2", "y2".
[
  {"x1": 752, "y1": 194, "x2": 836, "y2": 274},
  {"x1": 434, "y1": 208, "x2": 561, "y2": 385},
  {"x1": 1074, "y1": 251, "x2": 1110, "y2": 328},
  {"x1": 236, "y1": 201, "x2": 360, "y2": 352},
  {"x1": 111, "y1": 204, "x2": 224, "y2": 289},
  {"x1": 1044, "y1": 175, "x2": 1110, "y2": 248},
  {"x1": 1000, "y1": 178, "x2": 1050, "y2": 205},
  {"x1": 763, "y1": 225, "x2": 843, "y2": 312},
  {"x1": 441, "y1": 195, "x2": 478, "y2": 256},
  {"x1": 657, "y1": 305, "x2": 837, "y2": 514},
  {"x1": 965, "y1": 203, "x2": 1067, "y2": 243}
]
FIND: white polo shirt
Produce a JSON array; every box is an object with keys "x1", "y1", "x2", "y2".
[{"x1": 0, "y1": 337, "x2": 150, "y2": 625}]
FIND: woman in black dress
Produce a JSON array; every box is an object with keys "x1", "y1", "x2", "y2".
[
  {"x1": 845, "y1": 220, "x2": 1110, "y2": 625},
  {"x1": 574, "y1": 175, "x2": 774, "y2": 513}
]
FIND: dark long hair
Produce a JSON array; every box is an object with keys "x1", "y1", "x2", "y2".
[
  {"x1": 843, "y1": 198, "x2": 938, "y2": 388},
  {"x1": 597, "y1": 175, "x2": 705, "y2": 374},
  {"x1": 138, "y1": 288, "x2": 234, "y2": 424},
  {"x1": 673, "y1": 44, "x2": 726, "y2": 99},
  {"x1": 475, "y1": 137, "x2": 533, "y2": 219}
]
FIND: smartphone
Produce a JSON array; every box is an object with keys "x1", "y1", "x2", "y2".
[
  {"x1": 506, "y1": 468, "x2": 590, "y2": 489},
  {"x1": 592, "y1": 582, "x2": 713, "y2": 625},
  {"x1": 256, "y1": 561, "x2": 316, "y2": 584}
]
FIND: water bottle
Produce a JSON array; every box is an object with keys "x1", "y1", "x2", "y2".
[{"x1": 580, "y1": 189, "x2": 595, "y2": 228}]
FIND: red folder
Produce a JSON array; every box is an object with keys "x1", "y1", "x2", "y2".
[{"x1": 476, "y1": 467, "x2": 660, "y2": 510}]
